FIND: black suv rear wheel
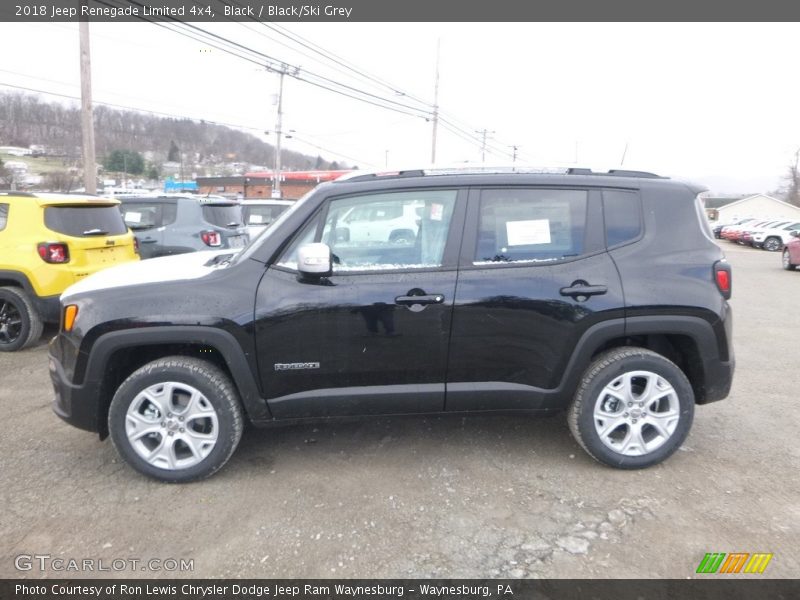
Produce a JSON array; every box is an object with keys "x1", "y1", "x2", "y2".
[
  {"x1": 568, "y1": 347, "x2": 694, "y2": 469},
  {"x1": 0, "y1": 286, "x2": 43, "y2": 352},
  {"x1": 108, "y1": 356, "x2": 244, "y2": 483}
]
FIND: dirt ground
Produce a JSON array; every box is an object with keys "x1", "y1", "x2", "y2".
[{"x1": 1, "y1": 242, "x2": 798, "y2": 579}]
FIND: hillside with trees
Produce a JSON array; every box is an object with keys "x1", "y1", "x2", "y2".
[{"x1": 0, "y1": 91, "x2": 349, "y2": 185}]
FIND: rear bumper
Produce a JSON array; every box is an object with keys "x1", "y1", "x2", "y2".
[{"x1": 32, "y1": 294, "x2": 61, "y2": 323}]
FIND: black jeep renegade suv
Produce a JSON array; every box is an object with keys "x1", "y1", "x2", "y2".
[{"x1": 49, "y1": 168, "x2": 734, "y2": 482}]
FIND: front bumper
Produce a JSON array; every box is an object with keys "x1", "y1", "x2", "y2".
[{"x1": 49, "y1": 341, "x2": 103, "y2": 435}]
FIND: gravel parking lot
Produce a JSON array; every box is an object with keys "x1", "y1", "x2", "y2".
[{"x1": 1, "y1": 243, "x2": 798, "y2": 579}]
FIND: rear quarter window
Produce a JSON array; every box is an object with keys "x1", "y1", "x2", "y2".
[
  {"x1": 44, "y1": 205, "x2": 128, "y2": 237},
  {"x1": 0, "y1": 203, "x2": 8, "y2": 231},
  {"x1": 603, "y1": 190, "x2": 643, "y2": 247}
]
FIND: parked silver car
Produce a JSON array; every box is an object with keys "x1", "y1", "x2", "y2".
[{"x1": 119, "y1": 195, "x2": 248, "y2": 259}]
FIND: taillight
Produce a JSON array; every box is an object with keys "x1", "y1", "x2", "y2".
[
  {"x1": 133, "y1": 237, "x2": 140, "y2": 254},
  {"x1": 37, "y1": 242, "x2": 70, "y2": 264},
  {"x1": 714, "y1": 260, "x2": 732, "y2": 299},
  {"x1": 201, "y1": 231, "x2": 221, "y2": 247}
]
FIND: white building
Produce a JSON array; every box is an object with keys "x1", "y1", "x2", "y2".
[{"x1": 715, "y1": 194, "x2": 800, "y2": 223}]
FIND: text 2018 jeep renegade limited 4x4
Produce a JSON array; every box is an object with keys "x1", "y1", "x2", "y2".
[{"x1": 49, "y1": 168, "x2": 734, "y2": 482}]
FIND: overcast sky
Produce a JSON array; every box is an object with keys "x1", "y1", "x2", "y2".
[{"x1": 1, "y1": 21, "x2": 798, "y2": 193}]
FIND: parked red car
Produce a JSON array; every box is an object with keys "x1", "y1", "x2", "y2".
[
  {"x1": 720, "y1": 218, "x2": 758, "y2": 241},
  {"x1": 782, "y1": 230, "x2": 800, "y2": 270}
]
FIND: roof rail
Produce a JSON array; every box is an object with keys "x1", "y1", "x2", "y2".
[
  {"x1": 0, "y1": 190, "x2": 36, "y2": 197},
  {"x1": 567, "y1": 168, "x2": 665, "y2": 179},
  {"x1": 336, "y1": 169, "x2": 426, "y2": 182},
  {"x1": 335, "y1": 166, "x2": 666, "y2": 183}
]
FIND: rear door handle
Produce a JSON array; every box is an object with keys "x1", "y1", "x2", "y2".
[
  {"x1": 560, "y1": 280, "x2": 608, "y2": 300},
  {"x1": 395, "y1": 294, "x2": 445, "y2": 305}
]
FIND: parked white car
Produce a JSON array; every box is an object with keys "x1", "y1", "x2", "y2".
[
  {"x1": 334, "y1": 201, "x2": 423, "y2": 245},
  {"x1": 751, "y1": 220, "x2": 800, "y2": 251}
]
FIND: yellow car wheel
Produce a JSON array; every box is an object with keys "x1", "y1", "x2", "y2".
[{"x1": 0, "y1": 287, "x2": 43, "y2": 352}]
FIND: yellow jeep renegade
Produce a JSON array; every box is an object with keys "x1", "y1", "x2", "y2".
[{"x1": 0, "y1": 192, "x2": 139, "y2": 351}]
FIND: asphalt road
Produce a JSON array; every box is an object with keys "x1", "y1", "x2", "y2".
[{"x1": 1, "y1": 242, "x2": 798, "y2": 579}]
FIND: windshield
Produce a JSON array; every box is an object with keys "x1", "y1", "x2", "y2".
[
  {"x1": 44, "y1": 205, "x2": 129, "y2": 237},
  {"x1": 201, "y1": 204, "x2": 244, "y2": 228},
  {"x1": 232, "y1": 191, "x2": 313, "y2": 265}
]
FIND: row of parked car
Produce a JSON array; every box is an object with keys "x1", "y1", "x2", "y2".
[
  {"x1": 712, "y1": 217, "x2": 800, "y2": 271},
  {"x1": 0, "y1": 192, "x2": 293, "y2": 351}
]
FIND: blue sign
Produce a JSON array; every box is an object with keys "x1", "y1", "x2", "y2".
[{"x1": 164, "y1": 180, "x2": 198, "y2": 192}]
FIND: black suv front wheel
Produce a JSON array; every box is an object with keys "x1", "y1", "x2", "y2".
[
  {"x1": 108, "y1": 357, "x2": 244, "y2": 482},
  {"x1": 568, "y1": 347, "x2": 694, "y2": 469}
]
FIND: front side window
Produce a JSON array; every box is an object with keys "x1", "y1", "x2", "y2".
[
  {"x1": 474, "y1": 189, "x2": 588, "y2": 264},
  {"x1": 278, "y1": 189, "x2": 458, "y2": 272}
]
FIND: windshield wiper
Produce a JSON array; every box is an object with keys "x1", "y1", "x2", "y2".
[{"x1": 83, "y1": 228, "x2": 109, "y2": 236}]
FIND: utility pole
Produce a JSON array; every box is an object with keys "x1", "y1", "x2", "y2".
[
  {"x1": 510, "y1": 145, "x2": 519, "y2": 163},
  {"x1": 79, "y1": 8, "x2": 97, "y2": 194},
  {"x1": 430, "y1": 38, "x2": 440, "y2": 165},
  {"x1": 476, "y1": 129, "x2": 495, "y2": 163},
  {"x1": 267, "y1": 64, "x2": 297, "y2": 198},
  {"x1": 272, "y1": 68, "x2": 285, "y2": 198}
]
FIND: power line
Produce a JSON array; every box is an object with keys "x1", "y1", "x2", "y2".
[{"x1": 0, "y1": 83, "x2": 366, "y2": 167}]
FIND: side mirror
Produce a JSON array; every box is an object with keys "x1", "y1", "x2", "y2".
[
  {"x1": 297, "y1": 242, "x2": 332, "y2": 277},
  {"x1": 791, "y1": 230, "x2": 800, "y2": 238}
]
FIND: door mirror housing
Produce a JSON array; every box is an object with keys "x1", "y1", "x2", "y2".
[
  {"x1": 297, "y1": 242, "x2": 332, "y2": 277},
  {"x1": 790, "y1": 230, "x2": 800, "y2": 238}
]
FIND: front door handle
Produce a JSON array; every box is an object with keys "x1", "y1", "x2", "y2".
[
  {"x1": 395, "y1": 294, "x2": 445, "y2": 305},
  {"x1": 560, "y1": 280, "x2": 608, "y2": 301}
]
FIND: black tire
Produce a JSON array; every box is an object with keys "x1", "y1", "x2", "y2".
[
  {"x1": 763, "y1": 237, "x2": 782, "y2": 252},
  {"x1": 0, "y1": 286, "x2": 43, "y2": 352},
  {"x1": 783, "y1": 249, "x2": 797, "y2": 271},
  {"x1": 389, "y1": 229, "x2": 415, "y2": 244},
  {"x1": 568, "y1": 347, "x2": 694, "y2": 469},
  {"x1": 108, "y1": 356, "x2": 244, "y2": 483}
]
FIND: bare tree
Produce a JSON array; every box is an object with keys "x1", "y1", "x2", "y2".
[
  {"x1": 44, "y1": 170, "x2": 76, "y2": 192},
  {"x1": 778, "y1": 148, "x2": 800, "y2": 207}
]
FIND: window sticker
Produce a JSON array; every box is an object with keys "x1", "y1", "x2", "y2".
[
  {"x1": 430, "y1": 203, "x2": 444, "y2": 221},
  {"x1": 506, "y1": 219, "x2": 551, "y2": 246},
  {"x1": 249, "y1": 214, "x2": 264, "y2": 223},
  {"x1": 124, "y1": 211, "x2": 142, "y2": 224}
]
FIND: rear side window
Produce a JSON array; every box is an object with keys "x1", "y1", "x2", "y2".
[
  {"x1": 121, "y1": 202, "x2": 178, "y2": 230},
  {"x1": 243, "y1": 204, "x2": 289, "y2": 226},
  {"x1": 603, "y1": 190, "x2": 642, "y2": 247},
  {"x1": 44, "y1": 205, "x2": 128, "y2": 237},
  {"x1": 202, "y1": 204, "x2": 243, "y2": 228},
  {"x1": 0, "y1": 203, "x2": 7, "y2": 231},
  {"x1": 475, "y1": 189, "x2": 587, "y2": 263}
]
